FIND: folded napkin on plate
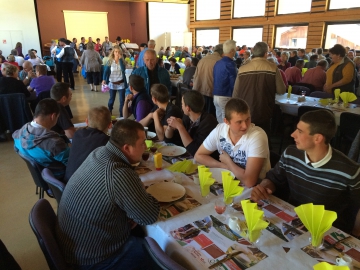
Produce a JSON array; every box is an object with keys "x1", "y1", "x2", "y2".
[
  {"x1": 287, "y1": 85, "x2": 292, "y2": 99},
  {"x1": 167, "y1": 160, "x2": 197, "y2": 174},
  {"x1": 334, "y1": 89, "x2": 340, "y2": 100},
  {"x1": 198, "y1": 165, "x2": 215, "y2": 197},
  {"x1": 139, "y1": 169, "x2": 175, "y2": 185},
  {"x1": 340, "y1": 92, "x2": 357, "y2": 103},
  {"x1": 241, "y1": 200, "x2": 269, "y2": 242},
  {"x1": 294, "y1": 203, "x2": 337, "y2": 247},
  {"x1": 313, "y1": 262, "x2": 349, "y2": 270},
  {"x1": 145, "y1": 140, "x2": 153, "y2": 148},
  {"x1": 222, "y1": 172, "x2": 244, "y2": 204}
]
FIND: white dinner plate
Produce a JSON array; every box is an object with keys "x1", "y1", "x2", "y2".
[
  {"x1": 147, "y1": 131, "x2": 157, "y2": 139},
  {"x1": 157, "y1": 146, "x2": 186, "y2": 157},
  {"x1": 73, "y1": 122, "x2": 87, "y2": 128},
  {"x1": 208, "y1": 168, "x2": 235, "y2": 183},
  {"x1": 146, "y1": 182, "x2": 186, "y2": 202}
]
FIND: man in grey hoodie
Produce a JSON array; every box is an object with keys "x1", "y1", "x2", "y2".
[{"x1": 13, "y1": 98, "x2": 70, "y2": 179}]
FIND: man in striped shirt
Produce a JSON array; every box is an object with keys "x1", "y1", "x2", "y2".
[
  {"x1": 57, "y1": 119, "x2": 159, "y2": 268},
  {"x1": 251, "y1": 110, "x2": 360, "y2": 235}
]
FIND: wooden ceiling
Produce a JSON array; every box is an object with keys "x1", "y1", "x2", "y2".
[{"x1": 107, "y1": 0, "x2": 189, "y2": 4}]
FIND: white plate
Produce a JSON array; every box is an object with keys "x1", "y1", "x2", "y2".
[
  {"x1": 116, "y1": 117, "x2": 124, "y2": 121},
  {"x1": 147, "y1": 131, "x2": 156, "y2": 139},
  {"x1": 157, "y1": 146, "x2": 186, "y2": 157},
  {"x1": 74, "y1": 122, "x2": 87, "y2": 128},
  {"x1": 146, "y1": 182, "x2": 186, "y2": 202},
  {"x1": 208, "y1": 168, "x2": 235, "y2": 183}
]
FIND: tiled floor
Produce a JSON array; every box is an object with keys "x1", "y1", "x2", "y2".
[{"x1": 0, "y1": 73, "x2": 115, "y2": 269}]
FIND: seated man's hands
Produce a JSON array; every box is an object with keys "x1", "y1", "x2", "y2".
[
  {"x1": 167, "y1": 116, "x2": 183, "y2": 130},
  {"x1": 250, "y1": 184, "x2": 272, "y2": 202},
  {"x1": 219, "y1": 151, "x2": 232, "y2": 168},
  {"x1": 125, "y1": 94, "x2": 133, "y2": 108}
]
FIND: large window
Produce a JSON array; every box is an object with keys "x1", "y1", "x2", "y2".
[
  {"x1": 233, "y1": 0, "x2": 266, "y2": 18},
  {"x1": 325, "y1": 23, "x2": 360, "y2": 50},
  {"x1": 277, "y1": 0, "x2": 311, "y2": 14},
  {"x1": 196, "y1": 29, "x2": 219, "y2": 47},
  {"x1": 275, "y1": 26, "x2": 308, "y2": 49},
  {"x1": 196, "y1": 0, "x2": 220, "y2": 20},
  {"x1": 329, "y1": 0, "x2": 360, "y2": 10},
  {"x1": 233, "y1": 28, "x2": 263, "y2": 48}
]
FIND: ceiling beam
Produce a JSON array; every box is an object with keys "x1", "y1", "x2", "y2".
[{"x1": 107, "y1": 0, "x2": 189, "y2": 4}]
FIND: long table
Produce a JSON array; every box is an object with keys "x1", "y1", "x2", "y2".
[
  {"x1": 142, "y1": 161, "x2": 360, "y2": 270},
  {"x1": 276, "y1": 93, "x2": 360, "y2": 126}
]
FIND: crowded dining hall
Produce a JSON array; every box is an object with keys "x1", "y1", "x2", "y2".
[{"x1": 1, "y1": 0, "x2": 360, "y2": 269}]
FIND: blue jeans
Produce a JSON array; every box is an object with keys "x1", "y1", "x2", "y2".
[
  {"x1": 108, "y1": 89, "x2": 125, "y2": 116},
  {"x1": 75, "y1": 236, "x2": 156, "y2": 270}
]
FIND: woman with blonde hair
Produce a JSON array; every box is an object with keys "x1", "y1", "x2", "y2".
[
  {"x1": 7, "y1": 55, "x2": 19, "y2": 69},
  {"x1": 196, "y1": 47, "x2": 203, "y2": 60},
  {"x1": 0, "y1": 64, "x2": 30, "y2": 97},
  {"x1": 102, "y1": 45, "x2": 128, "y2": 116},
  {"x1": 80, "y1": 41, "x2": 102, "y2": 91}
]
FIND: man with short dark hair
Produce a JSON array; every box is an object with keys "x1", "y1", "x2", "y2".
[
  {"x1": 285, "y1": 59, "x2": 305, "y2": 85},
  {"x1": 297, "y1": 49, "x2": 309, "y2": 61},
  {"x1": 301, "y1": 60, "x2": 328, "y2": 91},
  {"x1": 251, "y1": 110, "x2": 360, "y2": 235},
  {"x1": 50, "y1": 82, "x2": 75, "y2": 139},
  {"x1": 166, "y1": 90, "x2": 218, "y2": 157},
  {"x1": 195, "y1": 98, "x2": 270, "y2": 188},
  {"x1": 123, "y1": 74, "x2": 153, "y2": 122},
  {"x1": 79, "y1": 37, "x2": 86, "y2": 54},
  {"x1": 57, "y1": 119, "x2": 159, "y2": 269},
  {"x1": 305, "y1": 54, "x2": 318, "y2": 69},
  {"x1": 232, "y1": 41, "x2": 286, "y2": 136},
  {"x1": 64, "y1": 106, "x2": 111, "y2": 182},
  {"x1": 12, "y1": 98, "x2": 69, "y2": 179},
  {"x1": 102, "y1": 36, "x2": 113, "y2": 56}
]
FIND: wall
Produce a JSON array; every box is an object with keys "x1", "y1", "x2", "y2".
[
  {"x1": 0, "y1": 0, "x2": 41, "y2": 57},
  {"x1": 189, "y1": 0, "x2": 360, "y2": 52},
  {"x1": 36, "y1": 0, "x2": 147, "y2": 52}
]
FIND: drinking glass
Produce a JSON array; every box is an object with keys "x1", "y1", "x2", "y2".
[
  {"x1": 149, "y1": 146, "x2": 157, "y2": 161},
  {"x1": 309, "y1": 235, "x2": 324, "y2": 251},
  {"x1": 214, "y1": 198, "x2": 227, "y2": 222},
  {"x1": 142, "y1": 151, "x2": 150, "y2": 162},
  {"x1": 301, "y1": 90, "x2": 306, "y2": 98}
]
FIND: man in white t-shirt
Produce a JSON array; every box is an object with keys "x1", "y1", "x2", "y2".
[{"x1": 195, "y1": 98, "x2": 270, "y2": 188}]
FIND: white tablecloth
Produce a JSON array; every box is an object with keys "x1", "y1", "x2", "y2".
[
  {"x1": 143, "y1": 167, "x2": 359, "y2": 269},
  {"x1": 276, "y1": 93, "x2": 360, "y2": 126}
]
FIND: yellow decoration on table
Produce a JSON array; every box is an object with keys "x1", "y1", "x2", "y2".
[
  {"x1": 179, "y1": 68, "x2": 185, "y2": 76},
  {"x1": 191, "y1": 53, "x2": 195, "y2": 57},
  {"x1": 162, "y1": 55, "x2": 167, "y2": 60},
  {"x1": 198, "y1": 165, "x2": 215, "y2": 197},
  {"x1": 304, "y1": 60, "x2": 309, "y2": 63},
  {"x1": 222, "y1": 172, "x2": 244, "y2": 205},
  {"x1": 241, "y1": 200, "x2": 269, "y2": 243},
  {"x1": 294, "y1": 203, "x2": 337, "y2": 248},
  {"x1": 340, "y1": 92, "x2": 357, "y2": 104},
  {"x1": 318, "y1": 99, "x2": 331, "y2": 106},
  {"x1": 334, "y1": 89, "x2": 340, "y2": 101},
  {"x1": 167, "y1": 160, "x2": 197, "y2": 174},
  {"x1": 302, "y1": 68, "x2": 308, "y2": 76},
  {"x1": 145, "y1": 140, "x2": 153, "y2": 148},
  {"x1": 181, "y1": 58, "x2": 185, "y2": 63},
  {"x1": 313, "y1": 262, "x2": 349, "y2": 270},
  {"x1": 175, "y1": 57, "x2": 180, "y2": 62},
  {"x1": 131, "y1": 60, "x2": 135, "y2": 67},
  {"x1": 287, "y1": 85, "x2": 292, "y2": 99}
]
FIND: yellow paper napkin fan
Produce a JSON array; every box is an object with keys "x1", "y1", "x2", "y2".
[{"x1": 222, "y1": 172, "x2": 244, "y2": 204}]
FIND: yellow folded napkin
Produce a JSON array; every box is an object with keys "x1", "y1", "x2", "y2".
[
  {"x1": 241, "y1": 200, "x2": 269, "y2": 242},
  {"x1": 145, "y1": 140, "x2": 153, "y2": 148},
  {"x1": 198, "y1": 165, "x2": 215, "y2": 197},
  {"x1": 167, "y1": 160, "x2": 197, "y2": 174},
  {"x1": 222, "y1": 172, "x2": 244, "y2": 204},
  {"x1": 181, "y1": 58, "x2": 185, "y2": 63},
  {"x1": 318, "y1": 99, "x2": 332, "y2": 106},
  {"x1": 302, "y1": 68, "x2": 308, "y2": 76},
  {"x1": 313, "y1": 262, "x2": 349, "y2": 270},
  {"x1": 179, "y1": 68, "x2": 185, "y2": 76},
  {"x1": 175, "y1": 57, "x2": 180, "y2": 62},
  {"x1": 340, "y1": 92, "x2": 357, "y2": 103},
  {"x1": 287, "y1": 85, "x2": 292, "y2": 99},
  {"x1": 294, "y1": 203, "x2": 337, "y2": 247},
  {"x1": 334, "y1": 89, "x2": 340, "y2": 100}
]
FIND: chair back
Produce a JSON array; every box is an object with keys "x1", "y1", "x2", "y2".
[
  {"x1": 15, "y1": 148, "x2": 48, "y2": 199},
  {"x1": 144, "y1": 237, "x2": 186, "y2": 270},
  {"x1": 42, "y1": 168, "x2": 66, "y2": 205},
  {"x1": 270, "y1": 151, "x2": 281, "y2": 168},
  {"x1": 309, "y1": 91, "x2": 333, "y2": 99},
  {"x1": 292, "y1": 85, "x2": 311, "y2": 96},
  {"x1": 348, "y1": 129, "x2": 360, "y2": 163},
  {"x1": 0, "y1": 93, "x2": 33, "y2": 133},
  {"x1": 340, "y1": 112, "x2": 360, "y2": 142},
  {"x1": 29, "y1": 199, "x2": 68, "y2": 270},
  {"x1": 293, "y1": 82, "x2": 316, "y2": 93},
  {"x1": 176, "y1": 83, "x2": 190, "y2": 107}
]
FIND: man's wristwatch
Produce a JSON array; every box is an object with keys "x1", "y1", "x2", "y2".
[{"x1": 26, "y1": 76, "x2": 29, "y2": 80}]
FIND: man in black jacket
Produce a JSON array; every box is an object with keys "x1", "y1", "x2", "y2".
[{"x1": 56, "y1": 39, "x2": 78, "y2": 90}]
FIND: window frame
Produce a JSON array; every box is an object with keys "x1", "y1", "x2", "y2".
[
  {"x1": 276, "y1": 0, "x2": 312, "y2": 15},
  {"x1": 232, "y1": 0, "x2": 266, "y2": 19},
  {"x1": 195, "y1": 0, "x2": 221, "y2": 21},
  {"x1": 195, "y1": 28, "x2": 220, "y2": 47},
  {"x1": 232, "y1": 26, "x2": 264, "y2": 47},
  {"x1": 324, "y1": 21, "x2": 360, "y2": 50},
  {"x1": 274, "y1": 24, "x2": 309, "y2": 50},
  {"x1": 327, "y1": 0, "x2": 360, "y2": 11}
]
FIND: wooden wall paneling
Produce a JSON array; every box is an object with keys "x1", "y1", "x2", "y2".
[
  {"x1": 220, "y1": 0, "x2": 232, "y2": 20},
  {"x1": 262, "y1": 25, "x2": 274, "y2": 48},
  {"x1": 265, "y1": 0, "x2": 276, "y2": 18},
  {"x1": 189, "y1": 0, "x2": 195, "y2": 22},
  {"x1": 219, "y1": 26, "x2": 231, "y2": 43},
  {"x1": 190, "y1": 28, "x2": 196, "y2": 48},
  {"x1": 306, "y1": 22, "x2": 325, "y2": 50}
]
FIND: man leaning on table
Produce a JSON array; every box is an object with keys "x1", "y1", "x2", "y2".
[
  {"x1": 56, "y1": 119, "x2": 160, "y2": 269},
  {"x1": 251, "y1": 110, "x2": 360, "y2": 236},
  {"x1": 195, "y1": 98, "x2": 270, "y2": 188}
]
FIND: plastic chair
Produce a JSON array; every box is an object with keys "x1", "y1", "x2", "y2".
[
  {"x1": 143, "y1": 237, "x2": 186, "y2": 270},
  {"x1": 29, "y1": 199, "x2": 68, "y2": 270},
  {"x1": 309, "y1": 91, "x2": 333, "y2": 98},
  {"x1": 338, "y1": 112, "x2": 360, "y2": 154},
  {"x1": 42, "y1": 168, "x2": 66, "y2": 205},
  {"x1": 14, "y1": 147, "x2": 50, "y2": 199}
]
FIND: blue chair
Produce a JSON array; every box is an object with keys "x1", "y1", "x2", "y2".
[
  {"x1": 29, "y1": 199, "x2": 67, "y2": 270},
  {"x1": 42, "y1": 168, "x2": 66, "y2": 205}
]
